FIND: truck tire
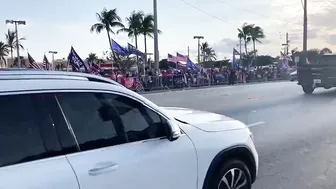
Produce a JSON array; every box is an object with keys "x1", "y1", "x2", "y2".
[{"x1": 302, "y1": 85, "x2": 314, "y2": 94}]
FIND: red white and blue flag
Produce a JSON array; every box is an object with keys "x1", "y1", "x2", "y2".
[
  {"x1": 28, "y1": 53, "x2": 42, "y2": 70},
  {"x1": 168, "y1": 54, "x2": 177, "y2": 63},
  {"x1": 42, "y1": 55, "x2": 51, "y2": 70},
  {"x1": 176, "y1": 53, "x2": 187, "y2": 62}
]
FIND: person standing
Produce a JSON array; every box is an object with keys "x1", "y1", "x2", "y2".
[{"x1": 229, "y1": 69, "x2": 236, "y2": 85}]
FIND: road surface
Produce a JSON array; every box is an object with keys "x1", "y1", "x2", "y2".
[{"x1": 144, "y1": 82, "x2": 336, "y2": 189}]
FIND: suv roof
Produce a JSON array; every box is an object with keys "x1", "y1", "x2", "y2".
[{"x1": 0, "y1": 70, "x2": 123, "y2": 87}]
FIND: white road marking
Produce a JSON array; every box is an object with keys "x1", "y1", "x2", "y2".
[{"x1": 247, "y1": 121, "x2": 266, "y2": 128}]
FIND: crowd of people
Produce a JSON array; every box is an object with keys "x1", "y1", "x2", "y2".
[{"x1": 100, "y1": 65, "x2": 291, "y2": 92}]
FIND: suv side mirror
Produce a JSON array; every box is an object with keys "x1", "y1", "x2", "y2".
[{"x1": 167, "y1": 120, "x2": 181, "y2": 141}]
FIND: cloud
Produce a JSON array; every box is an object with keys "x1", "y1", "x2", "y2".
[
  {"x1": 259, "y1": 38, "x2": 271, "y2": 45},
  {"x1": 289, "y1": 33, "x2": 301, "y2": 43},
  {"x1": 325, "y1": 35, "x2": 336, "y2": 45},
  {"x1": 212, "y1": 38, "x2": 238, "y2": 54},
  {"x1": 309, "y1": 8, "x2": 336, "y2": 29},
  {"x1": 286, "y1": 28, "x2": 318, "y2": 44},
  {"x1": 308, "y1": 29, "x2": 318, "y2": 39}
]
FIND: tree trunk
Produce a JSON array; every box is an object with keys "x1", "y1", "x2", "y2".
[
  {"x1": 135, "y1": 34, "x2": 140, "y2": 73},
  {"x1": 10, "y1": 47, "x2": 13, "y2": 65},
  {"x1": 244, "y1": 38, "x2": 249, "y2": 67},
  {"x1": 253, "y1": 40, "x2": 256, "y2": 66},
  {"x1": 106, "y1": 28, "x2": 114, "y2": 69},
  {"x1": 244, "y1": 39, "x2": 248, "y2": 55},
  {"x1": 144, "y1": 35, "x2": 149, "y2": 69}
]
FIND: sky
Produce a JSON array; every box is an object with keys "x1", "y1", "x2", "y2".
[{"x1": 0, "y1": 0, "x2": 335, "y2": 62}]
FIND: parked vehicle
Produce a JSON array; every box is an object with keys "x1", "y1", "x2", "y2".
[
  {"x1": 289, "y1": 70, "x2": 297, "y2": 81},
  {"x1": 0, "y1": 70, "x2": 258, "y2": 189}
]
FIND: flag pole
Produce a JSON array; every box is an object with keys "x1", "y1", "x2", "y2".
[{"x1": 66, "y1": 50, "x2": 70, "y2": 72}]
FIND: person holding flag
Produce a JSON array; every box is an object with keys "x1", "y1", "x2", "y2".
[{"x1": 229, "y1": 48, "x2": 240, "y2": 85}]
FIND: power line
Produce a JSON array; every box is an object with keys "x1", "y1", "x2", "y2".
[
  {"x1": 179, "y1": 0, "x2": 237, "y2": 26},
  {"x1": 215, "y1": 0, "x2": 305, "y2": 27},
  {"x1": 179, "y1": 0, "x2": 280, "y2": 35},
  {"x1": 214, "y1": 0, "x2": 268, "y2": 18}
]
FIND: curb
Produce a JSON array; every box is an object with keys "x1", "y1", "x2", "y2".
[{"x1": 140, "y1": 80, "x2": 288, "y2": 94}]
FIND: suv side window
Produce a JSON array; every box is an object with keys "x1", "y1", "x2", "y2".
[
  {"x1": 0, "y1": 94, "x2": 59, "y2": 167},
  {"x1": 102, "y1": 93, "x2": 167, "y2": 142},
  {"x1": 56, "y1": 92, "x2": 127, "y2": 151}
]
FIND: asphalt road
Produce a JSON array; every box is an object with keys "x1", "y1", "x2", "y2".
[{"x1": 144, "y1": 81, "x2": 336, "y2": 189}]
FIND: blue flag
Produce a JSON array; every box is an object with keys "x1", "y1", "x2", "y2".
[
  {"x1": 68, "y1": 46, "x2": 86, "y2": 71},
  {"x1": 128, "y1": 43, "x2": 144, "y2": 57},
  {"x1": 232, "y1": 48, "x2": 238, "y2": 70},
  {"x1": 111, "y1": 39, "x2": 129, "y2": 56},
  {"x1": 187, "y1": 57, "x2": 198, "y2": 71}
]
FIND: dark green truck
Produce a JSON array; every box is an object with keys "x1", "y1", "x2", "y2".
[{"x1": 298, "y1": 54, "x2": 336, "y2": 94}]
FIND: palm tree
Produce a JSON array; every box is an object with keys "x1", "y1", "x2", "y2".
[
  {"x1": 118, "y1": 11, "x2": 144, "y2": 71},
  {"x1": 201, "y1": 42, "x2": 209, "y2": 62},
  {"x1": 5, "y1": 29, "x2": 26, "y2": 60},
  {"x1": 140, "y1": 13, "x2": 161, "y2": 68},
  {"x1": 118, "y1": 11, "x2": 144, "y2": 50},
  {"x1": 90, "y1": 8, "x2": 124, "y2": 53},
  {"x1": 203, "y1": 47, "x2": 217, "y2": 61},
  {"x1": 248, "y1": 25, "x2": 265, "y2": 58},
  {"x1": 237, "y1": 23, "x2": 253, "y2": 55},
  {"x1": 0, "y1": 42, "x2": 9, "y2": 67},
  {"x1": 88, "y1": 53, "x2": 98, "y2": 62},
  {"x1": 200, "y1": 42, "x2": 216, "y2": 61}
]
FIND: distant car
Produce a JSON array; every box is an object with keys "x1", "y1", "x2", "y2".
[
  {"x1": 0, "y1": 70, "x2": 259, "y2": 189},
  {"x1": 290, "y1": 70, "x2": 297, "y2": 81}
]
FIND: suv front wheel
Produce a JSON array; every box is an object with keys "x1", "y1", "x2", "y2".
[{"x1": 210, "y1": 159, "x2": 252, "y2": 189}]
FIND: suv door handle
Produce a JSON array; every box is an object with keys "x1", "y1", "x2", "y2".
[{"x1": 88, "y1": 161, "x2": 118, "y2": 176}]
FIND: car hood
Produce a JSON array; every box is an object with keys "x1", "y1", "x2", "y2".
[{"x1": 160, "y1": 107, "x2": 247, "y2": 132}]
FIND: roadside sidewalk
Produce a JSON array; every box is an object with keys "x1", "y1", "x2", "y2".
[{"x1": 139, "y1": 80, "x2": 288, "y2": 94}]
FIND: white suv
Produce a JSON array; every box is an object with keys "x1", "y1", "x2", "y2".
[{"x1": 0, "y1": 70, "x2": 258, "y2": 189}]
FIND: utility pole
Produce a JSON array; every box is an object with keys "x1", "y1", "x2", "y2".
[
  {"x1": 153, "y1": 0, "x2": 159, "y2": 70},
  {"x1": 187, "y1": 46, "x2": 190, "y2": 58},
  {"x1": 193, "y1": 36, "x2": 204, "y2": 63},
  {"x1": 5, "y1": 20, "x2": 26, "y2": 68},
  {"x1": 48, "y1": 51, "x2": 57, "y2": 70},
  {"x1": 303, "y1": 0, "x2": 308, "y2": 62},
  {"x1": 286, "y1": 33, "x2": 289, "y2": 55},
  {"x1": 281, "y1": 32, "x2": 289, "y2": 55}
]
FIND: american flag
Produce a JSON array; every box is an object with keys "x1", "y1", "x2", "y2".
[
  {"x1": 88, "y1": 61, "x2": 103, "y2": 76},
  {"x1": 28, "y1": 53, "x2": 42, "y2": 70},
  {"x1": 176, "y1": 53, "x2": 187, "y2": 62},
  {"x1": 168, "y1": 54, "x2": 177, "y2": 63},
  {"x1": 42, "y1": 55, "x2": 51, "y2": 70}
]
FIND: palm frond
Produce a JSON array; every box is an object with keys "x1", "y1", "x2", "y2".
[
  {"x1": 90, "y1": 23, "x2": 105, "y2": 33},
  {"x1": 117, "y1": 28, "x2": 131, "y2": 34},
  {"x1": 111, "y1": 22, "x2": 125, "y2": 28},
  {"x1": 91, "y1": 8, "x2": 124, "y2": 37}
]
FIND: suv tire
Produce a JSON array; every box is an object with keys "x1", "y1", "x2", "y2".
[{"x1": 209, "y1": 159, "x2": 252, "y2": 189}]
